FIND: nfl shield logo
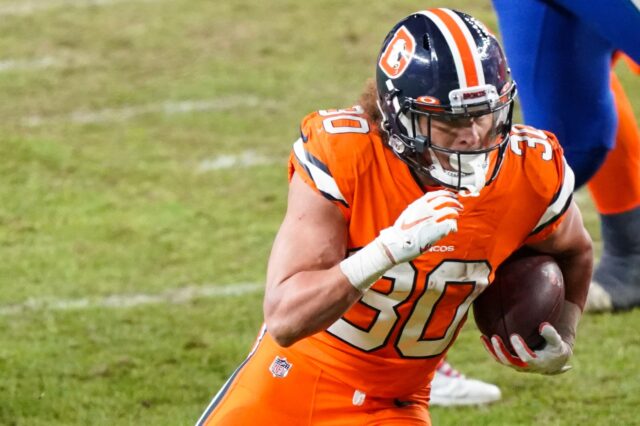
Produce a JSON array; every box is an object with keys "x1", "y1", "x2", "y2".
[{"x1": 269, "y1": 356, "x2": 292, "y2": 378}]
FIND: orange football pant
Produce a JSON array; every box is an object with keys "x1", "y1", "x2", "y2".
[
  {"x1": 587, "y1": 71, "x2": 640, "y2": 214},
  {"x1": 196, "y1": 327, "x2": 431, "y2": 426}
]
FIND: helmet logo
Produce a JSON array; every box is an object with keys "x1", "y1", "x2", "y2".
[
  {"x1": 379, "y1": 26, "x2": 416, "y2": 79},
  {"x1": 416, "y1": 95, "x2": 441, "y2": 105}
]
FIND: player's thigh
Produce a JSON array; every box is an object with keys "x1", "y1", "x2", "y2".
[
  {"x1": 366, "y1": 403, "x2": 430, "y2": 426},
  {"x1": 196, "y1": 331, "x2": 320, "y2": 426},
  {"x1": 307, "y1": 372, "x2": 431, "y2": 426}
]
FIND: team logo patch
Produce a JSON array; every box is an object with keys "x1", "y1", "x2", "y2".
[
  {"x1": 379, "y1": 26, "x2": 416, "y2": 79},
  {"x1": 269, "y1": 356, "x2": 292, "y2": 378}
]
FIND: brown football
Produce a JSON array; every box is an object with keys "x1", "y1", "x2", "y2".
[{"x1": 473, "y1": 249, "x2": 565, "y2": 354}]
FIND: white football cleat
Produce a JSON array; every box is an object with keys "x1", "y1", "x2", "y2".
[
  {"x1": 584, "y1": 281, "x2": 614, "y2": 313},
  {"x1": 430, "y1": 360, "x2": 501, "y2": 406}
]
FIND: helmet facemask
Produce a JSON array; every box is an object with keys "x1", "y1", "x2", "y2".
[{"x1": 381, "y1": 83, "x2": 515, "y2": 196}]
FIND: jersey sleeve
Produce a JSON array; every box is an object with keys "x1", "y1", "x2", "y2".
[
  {"x1": 288, "y1": 110, "x2": 371, "y2": 221},
  {"x1": 514, "y1": 126, "x2": 575, "y2": 244}
]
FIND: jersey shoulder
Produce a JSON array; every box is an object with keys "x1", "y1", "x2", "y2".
[
  {"x1": 504, "y1": 124, "x2": 575, "y2": 239},
  {"x1": 506, "y1": 124, "x2": 570, "y2": 192},
  {"x1": 297, "y1": 106, "x2": 377, "y2": 169},
  {"x1": 288, "y1": 106, "x2": 381, "y2": 212}
]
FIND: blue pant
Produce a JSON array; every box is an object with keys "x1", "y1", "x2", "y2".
[{"x1": 492, "y1": 0, "x2": 640, "y2": 187}]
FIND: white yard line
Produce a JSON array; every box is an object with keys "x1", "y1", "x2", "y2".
[
  {"x1": 0, "y1": 282, "x2": 263, "y2": 315},
  {"x1": 197, "y1": 150, "x2": 276, "y2": 172},
  {"x1": 0, "y1": 54, "x2": 92, "y2": 73},
  {"x1": 0, "y1": 56, "x2": 60, "y2": 72},
  {"x1": 22, "y1": 96, "x2": 262, "y2": 127},
  {"x1": 0, "y1": 0, "x2": 158, "y2": 16}
]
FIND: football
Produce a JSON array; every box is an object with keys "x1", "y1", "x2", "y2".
[{"x1": 473, "y1": 249, "x2": 565, "y2": 354}]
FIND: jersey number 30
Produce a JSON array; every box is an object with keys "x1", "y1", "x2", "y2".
[
  {"x1": 328, "y1": 260, "x2": 491, "y2": 358},
  {"x1": 319, "y1": 106, "x2": 370, "y2": 134}
]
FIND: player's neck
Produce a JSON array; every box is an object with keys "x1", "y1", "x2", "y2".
[{"x1": 410, "y1": 169, "x2": 444, "y2": 192}]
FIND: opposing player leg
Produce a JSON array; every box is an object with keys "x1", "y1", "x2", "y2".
[
  {"x1": 492, "y1": 0, "x2": 617, "y2": 187},
  {"x1": 429, "y1": 359, "x2": 501, "y2": 406},
  {"x1": 492, "y1": 0, "x2": 640, "y2": 312},
  {"x1": 585, "y1": 71, "x2": 640, "y2": 311},
  {"x1": 549, "y1": 0, "x2": 640, "y2": 62}
]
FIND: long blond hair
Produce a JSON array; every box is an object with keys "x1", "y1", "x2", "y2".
[{"x1": 358, "y1": 78, "x2": 383, "y2": 133}]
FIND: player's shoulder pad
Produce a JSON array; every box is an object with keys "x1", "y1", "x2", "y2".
[
  {"x1": 290, "y1": 106, "x2": 376, "y2": 209},
  {"x1": 508, "y1": 125, "x2": 575, "y2": 234}
]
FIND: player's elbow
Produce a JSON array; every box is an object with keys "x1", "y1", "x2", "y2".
[
  {"x1": 562, "y1": 226, "x2": 593, "y2": 269},
  {"x1": 263, "y1": 295, "x2": 298, "y2": 348},
  {"x1": 264, "y1": 317, "x2": 297, "y2": 348},
  {"x1": 269, "y1": 329, "x2": 297, "y2": 348},
  {"x1": 575, "y1": 226, "x2": 594, "y2": 262}
]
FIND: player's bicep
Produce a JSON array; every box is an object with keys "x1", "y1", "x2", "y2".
[
  {"x1": 526, "y1": 202, "x2": 591, "y2": 256},
  {"x1": 266, "y1": 173, "x2": 348, "y2": 290},
  {"x1": 526, "y1": 201, "x2": 593, "y2": 308}
]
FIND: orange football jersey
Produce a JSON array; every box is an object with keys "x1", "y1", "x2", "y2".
[{"x1": 286, "y1": 106, "x2": 574, "y2": 399}]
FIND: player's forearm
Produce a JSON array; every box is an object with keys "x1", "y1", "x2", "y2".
[
  {"x1": 528, "y1": 202, "x2": 593, "y2": 313},
  {"x1": 554, "y1": 244, "x2": 593, "y2": 347},
  {"x1": 264, "y1": 266, "x2": 362, "y2": 347},
  {"x1": 555, "y1": 300, "x2": 582, "y2": 349},
  {"x1": 555, "y1": 241, "x2": 593, "y2": 311}
]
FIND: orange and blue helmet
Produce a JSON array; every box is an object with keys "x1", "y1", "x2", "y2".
[{"x1": 376, "y1": 9, "x2": 516, "y2": 194}]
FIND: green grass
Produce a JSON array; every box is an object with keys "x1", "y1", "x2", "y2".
[{"x1": 0, "y1": 0, "x2": 638, "y2": 424}]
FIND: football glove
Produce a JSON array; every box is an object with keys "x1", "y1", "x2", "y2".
[
  {"x1": 378, "y1": 190, "x2": 461, "y2": 264},
  {"x1": 340, "y1": 190, "x2": 461, "y2": 291},
  {"x1": 481, "y1": 323, "x2": 573, "y2": 375}
]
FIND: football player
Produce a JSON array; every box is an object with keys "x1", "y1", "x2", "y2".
[
  {"x1": 196, "y1": 9, "x2": 593, "y2": 425},
  {"x1": 492, "y1": 0, "x2": 640, "y2": 312}
]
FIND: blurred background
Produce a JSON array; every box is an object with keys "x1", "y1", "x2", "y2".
[{"x1": 0, "y1": 0, "x2": 638, "y2": 424}]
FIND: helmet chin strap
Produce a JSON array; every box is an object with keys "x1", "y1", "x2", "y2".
[
  {"x1": 458, "y1": 167, "x2": 485, "y2": 197},
  {"x1": 428, "y1": 151, "x2": 488, "y2": 197},
  {"x1": 449, "y1": 153, "x2": 487, "y2": 197}
]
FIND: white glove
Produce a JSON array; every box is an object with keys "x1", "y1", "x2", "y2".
[
  {"x1": 481, "y1": 323, "x2": 573, "y2": 375},
  {"x1": 340, "y1": 190, "x2": 461, "y2": 291},
  {"x1": 378, "y1": 190, "x2": 461, "y2": 264}
]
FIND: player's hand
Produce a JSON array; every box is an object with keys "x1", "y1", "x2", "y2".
[
  {"x1": 481, "y1": 323, "x2": 573, "y2": 375},
  {"x1": 340, "y1": 190, "x2": 460, "y2": 292},
  {"x1": 377, "y1": 190, "x2": 461, "y2": 264}
]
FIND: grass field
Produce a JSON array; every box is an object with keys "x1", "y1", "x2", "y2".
[{"x1": 0, "y1": 0, "x2": 638, "y2": 424}]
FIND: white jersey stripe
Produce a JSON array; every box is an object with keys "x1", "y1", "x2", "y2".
[
  {"x1": 534, "y1": 158, "x2": 575, "y2": 231},
  {"x1": 440, "y1": 8, "x2": 485, "y2": 86}
]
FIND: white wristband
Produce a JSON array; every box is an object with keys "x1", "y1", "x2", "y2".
[{"x1": 339, "y1": 239, "x2": 394, "y2": 292}]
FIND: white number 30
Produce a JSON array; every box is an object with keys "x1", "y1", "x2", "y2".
[
  {"x1": 319, "y1": 106, "x2": 370, "y2": 135},
  {"x1": 327, "y1": 260, "x2": 491, "y2": 358},
  {"x1": 509, "y1": 125, "x2": 553, "y2": 161}
]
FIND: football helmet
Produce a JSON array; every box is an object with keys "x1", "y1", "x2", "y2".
[{"x1": 376, "y1": 8, "x2": 516, "y2": 195}]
